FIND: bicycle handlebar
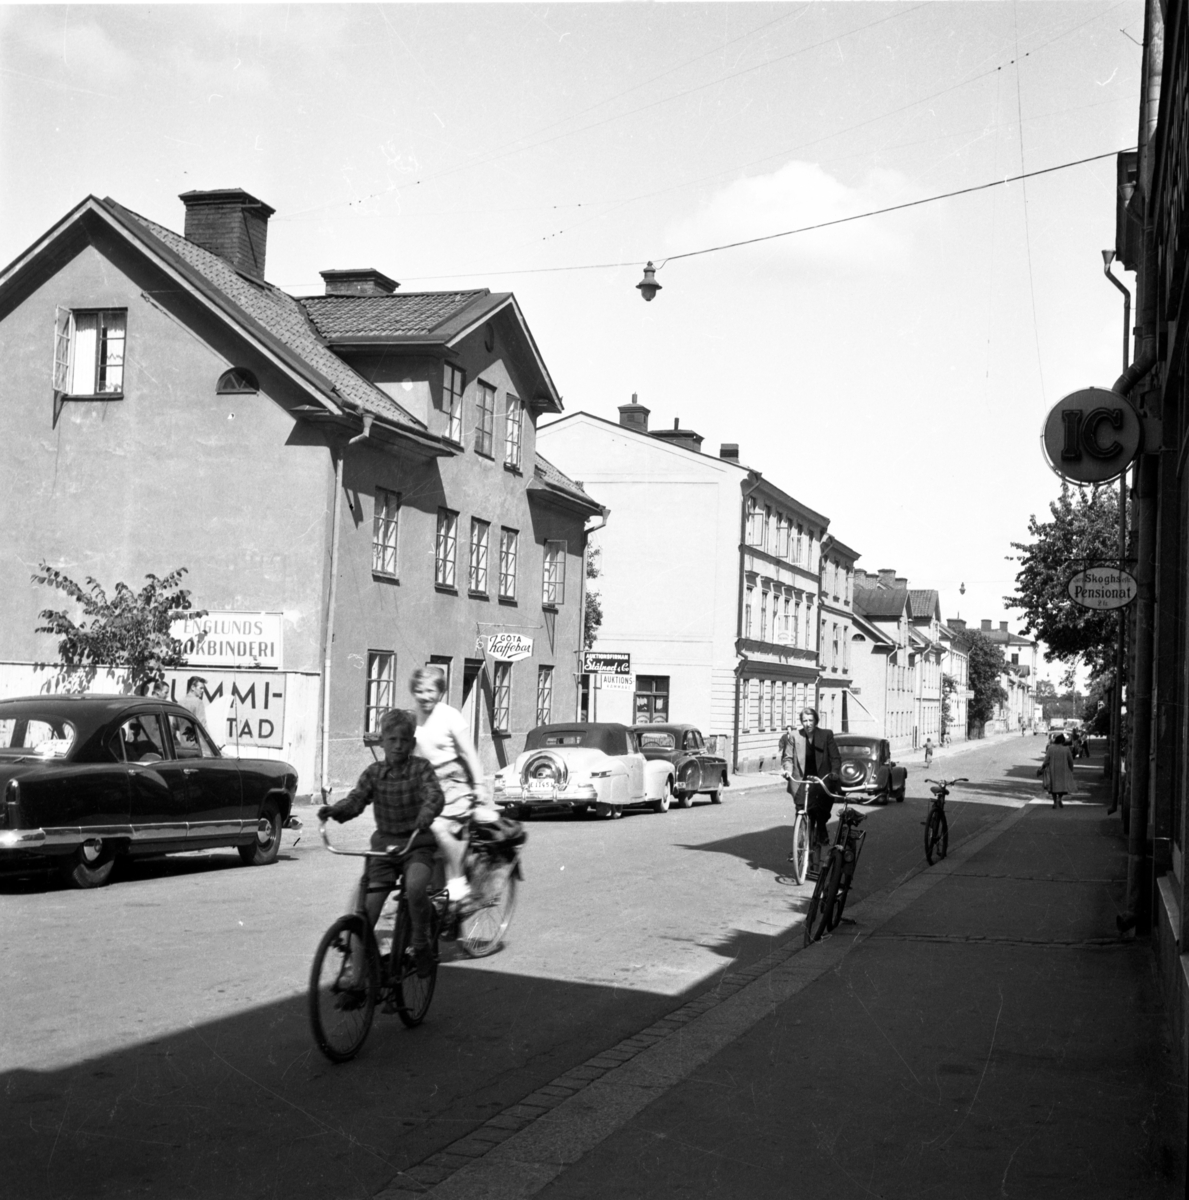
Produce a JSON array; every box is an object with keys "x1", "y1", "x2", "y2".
[
  {"x1": 783, "y1": 773, "x2": 864, "y2": 802},
  {"x1": 924, "y1": 777, "x2": 969, "y2": 787},
  {"x1": 318, "y1": 821, "x2": 422, "y2": 860}
]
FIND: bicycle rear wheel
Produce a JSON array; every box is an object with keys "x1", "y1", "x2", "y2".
[
  {"x1": 309, "y1": 915, "x2": 379, "y2": 1063},
  {"x1": 804, "y1": 853, "x2": 841, "y2": 945},
  {"x1": 790, "y1": 810, "x2": 810, "y2": 885},
  {"x1": 392, "y1": 902, "x2": 438, "y2": 1028},
  {"x1": 925, "y1": 808, "x2": 948, "y2": 864},
  {"x1": 457, "y1": 851, "x2": 518, "y2": 958}
]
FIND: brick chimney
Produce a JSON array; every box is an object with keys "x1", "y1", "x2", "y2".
[
  {"x1": 719, "y1": 444, "x2": 740, "y2": 461},
  {"x1": 877, "y1": 569, "x2": 897, "y2": 587},
  {"x1": 650, "y1": 416, "x2": 704, "y2": 454},
  {"x1": 180, "y1": 189, "x2": 274, "y2": 279},
  {"x1": 895, "y1": 576, "x2": 908, "y2": 588},
  {"x1": 1000, "y1": 621, "x2": 1008, "y2": 632},
  {"x1": 319, "y1": 268, "x2": 398, "y2": 296},
  {"x1": 949, "y1": 618, "x2": 966, "y2": 631},
  {"x1": 618, "y1": 395, "x2": 650, "y2": 432},
  {"x1": 981, "y1": 619, "x2": 992, "y2": 631}
]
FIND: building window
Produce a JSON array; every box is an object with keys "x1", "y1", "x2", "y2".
[
  {"x1": 536, "y1": 666, "x2": 553, "y2": 725},
  {"x1": 216, "y1": 367, "x2": 258, "y2": 394},
  {"x1": 499, "y1": 527, "x2": 518, "y2": 599},
  {"x1": 542, "y1": 540, "x2": 566, "y2": 605},
  {"x1": 760, "y1": 590, "x2": 769, "y2": 641},
  {"x1": 435, "y1": 509, "x2": 458, "y2": 588},
  {"x1": 744, "y1": 585, "x2": 754, "y2": 638},
  {"x1": 777, "y1": 516, "x2": 790, "y2": 559},
  {"x1": 372, "y1": 488, "x2": 400, "y2": 576},
  {"x1": 765, "y1": 681, "x2": 774, "y2": 730},
  {"x1": 475, "y1": 381, "x2": 496, "y2": 456},
  {"x1": 492, "y1": 661, "x2": 512, "y2": 731},
  {"x1": 54, "y1": 308, "x2": 126, "y2": 396},
  {"x1": 365, "y1": 650, "x2": 396, "y2": 733},
  {"x1": 782, "y1": 595, "x2": 792, "y2": 642},
  {"x1": 832, "y1": 624, "x2": 840, "y2": 670},
  {"x1": 793, "y1": 598, "x2": 801, "y2": 646},
  {"x1": 443, "y1": 363, "x2": 464, "y2": 442},
  {"x1": 762, "y1": 506, "x2": 772, "y2": 551},
  {"x1": 795, "y1": 526, "x2": 804, "y2": 565},
  {"x1": 635, "y1": 675, "x2": 670, "y2": 723},
  {"x1": 504, "y1": 395, "x2": 523, "y2": 469},
  {"x1": 741, "y1": 679, "x2": 752, "y2": 732},
  {"x1": 748, "y1": 679, "x2": 760, "y2": 731},
  {"x1": 746, "y1": 497, "x2": 762, "y2": 545},
  {"x1": 469, "y1": 518, "x2": 490, "y2": 594}
]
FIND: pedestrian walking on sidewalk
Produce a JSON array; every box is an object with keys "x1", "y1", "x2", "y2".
[
  {"x1": 924, "y1": 737, "x2": 934, "y2": 767},
  {"x1": 1039, "y1": 733, "x2": 1076, "y2": 808}
]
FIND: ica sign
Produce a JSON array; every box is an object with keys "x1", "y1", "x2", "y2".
[{"x1": 1042, "y1": 388, "x2": 1142, "y2": 484}]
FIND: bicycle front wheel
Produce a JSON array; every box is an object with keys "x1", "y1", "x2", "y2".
[
  {"x1": 804, "y1": 853, "x2": 841, "y2": 945},
  {"x1": 392, "y1": 902, "x2": 438, "y2": 1028},
  {"x1": 457, "y1": 852, "x2": 518, "y2": 958},
  {"x1": 925, "y1": 808, "x2": 949, "y2": 864},
  {"x1": 790, "y1": 810, "x2": 810, "y2": 885},
  {"x1": 309, "y1": 915, "x2": 379, "y2": 1063}
]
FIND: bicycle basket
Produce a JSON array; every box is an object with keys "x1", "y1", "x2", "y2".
[{"x1": 473, "y1": 816, "x2": 527, "y2": 858}]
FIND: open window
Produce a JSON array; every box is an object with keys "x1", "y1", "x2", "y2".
[{"x1": 54, "y1": 308, "x2": 126, "y2": 399}]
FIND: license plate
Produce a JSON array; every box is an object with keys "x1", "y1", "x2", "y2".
[{"x1": 528, "y1": 780, "x2": 556, "y2": 797}]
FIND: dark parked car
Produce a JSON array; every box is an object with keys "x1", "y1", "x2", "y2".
[
  {"x1": 835, "y1": 735, "x2": 907, "y2": 802},
  {"x1": 631, "y1": 723, "x2": 729, "y2": 807},
  {"x1": 0, "y1": 694, "x2": 299, "y2": 887}
]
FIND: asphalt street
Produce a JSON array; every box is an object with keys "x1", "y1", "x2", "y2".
[{"x1": 3, "y1": 735, "x2": 1046, "y2": 1200}]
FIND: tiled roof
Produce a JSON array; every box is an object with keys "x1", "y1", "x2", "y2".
[
  {"x1": 300, "y1": 292, "x2": 491, "y2": 340},
  {"x1": 112, "y1": 203, "x2": 424, "y2": 429},
  {"x1": 854, "y1": 585, "x2": 909, "y2": 618},
  {"x1": 909, "y1": 589, "x2": 939, "y2": 618},
  {"x1": 531, "y1": 452, "x2": 600, "y2": 510}
]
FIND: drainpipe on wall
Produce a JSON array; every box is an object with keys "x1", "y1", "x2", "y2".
[
  {"x1": 320, "y1": 413, "x2": 372, "y2": 801},
  {"x1": 1113, "y1": 0, "x2": 1162, "y2": 932},
  {"x1": 575, "y1": 505, "x2": 611, "y2": 721},
  {"x1": 732, "y1": 472, "x2": 765, "y2": 773}
]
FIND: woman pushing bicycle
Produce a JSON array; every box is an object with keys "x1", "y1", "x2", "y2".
[{"x1": 781, "y1": 707, "x2": 843, "y2": 874}]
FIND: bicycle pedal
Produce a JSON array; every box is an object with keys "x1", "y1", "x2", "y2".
[{"x1": 382, "y1": 997, "x2": 399, "y2": 1015}]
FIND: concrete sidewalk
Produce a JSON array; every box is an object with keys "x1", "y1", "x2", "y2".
[{"x1": 379, "y1": 751, "x2": 1184, "y2": 1200}]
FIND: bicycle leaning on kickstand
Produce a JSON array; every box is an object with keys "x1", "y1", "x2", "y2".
[
  {"x1": 923, "y1": 777, "x2": 967, "y2": 865},
  {"x1": 803, "y1": 776, "x2": 868, "y2": 945}
]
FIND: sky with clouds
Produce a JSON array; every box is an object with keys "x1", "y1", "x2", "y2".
[{"x1": 0, "y1": 2, "x2": 1143, "y2": 680}]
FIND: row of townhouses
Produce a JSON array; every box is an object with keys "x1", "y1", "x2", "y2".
[{"x1": 0, "y1": 188, "x2": 1036, "y2": 790}]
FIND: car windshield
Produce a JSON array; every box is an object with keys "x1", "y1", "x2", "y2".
[
  {"x1": 0, "y1": 713, "x2": 77, "y2": 758},
  {"x1": 638, "y1": 732, "x2": 676, "y2": 750},
  {"x1": 839, "y1": 743, "x2": 875, "y2": 759}
]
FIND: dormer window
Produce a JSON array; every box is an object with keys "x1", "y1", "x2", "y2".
[
  {"x1": 54, "y1": 308, "x2": 125, "y2": 396},
  {"x1": 217, "y1": 367, "x2": 259, "y2": 394}
]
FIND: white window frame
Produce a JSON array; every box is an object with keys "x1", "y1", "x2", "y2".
[
  {"x1": 744, "y1": 585, "x2": 754, "y2": 638},
  {"x1": 475, "y1": 381, "x2": 496, "y2": 456},
  {"x1": 493, "y1": 661, "x2": 512, "y2": 731},
  {"x1": 499, "y1": 527, "x2": 519, "y2": 599},
  {"x1": 443, "y1": 363, "x2": 464, "y2": 443},
  {"x1": 55, "y1": 307, "x2": 127, "y2": 396},
  {"x1": 504, "y1": 395, "x2": 523, "y2": 469},
  {"x1": 435, "y1": 509, "x2": 458, "y2": 588},
  {"x1": 372, "y1": 487, "x2": 400, "y2": 576},
  {"x1": 469, "y1": 518, "x2": 490, "y2": 594},
  {"x1": 542, "y1": 539, "x2": 566, "y2": 606},
  {"x1": 365, "y1": 650, "x2": 396, "y2": 733},
  {"x1": 536, "y1": 665, "x2": 553, "y2": 726}
]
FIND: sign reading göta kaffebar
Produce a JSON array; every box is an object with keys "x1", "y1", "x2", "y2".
[{"x1": 1041, "y1": 388, "x2": 1142, "y2": 484}]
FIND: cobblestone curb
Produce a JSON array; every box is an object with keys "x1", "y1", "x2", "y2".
[{"x1": 374, "y1": 803, "x2": 1033, "y2": 1200}]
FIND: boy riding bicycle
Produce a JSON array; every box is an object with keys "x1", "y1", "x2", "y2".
[{"x1": 318, "y1": 708, "x2": 444, "y2": 980}]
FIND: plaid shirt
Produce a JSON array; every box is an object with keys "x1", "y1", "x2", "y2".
[{"x1": 331, "y1": 755, "x2": 444, "y2": 838}]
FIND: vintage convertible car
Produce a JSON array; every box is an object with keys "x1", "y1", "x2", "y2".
[
  {"x1": 835, "y1": 734, "x2": 907, "y2": 802},
  {"x1": 492, "y1": 722, "x2": 678, "y2": 817},
  {"x1": 630, "y1": 723, "x2": 728, "y2": 806},
  {"x1": 0, "y1": 694, "x2": 299, "y2": 887}
]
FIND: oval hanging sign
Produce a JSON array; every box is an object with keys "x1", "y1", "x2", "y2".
[{"x1": 1067, "y1": 566, "x2": 1138, "y2": 610}]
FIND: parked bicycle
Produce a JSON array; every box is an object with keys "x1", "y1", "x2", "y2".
[
  {"x1": 923, "y1": 777, "x2": 967, "y2": 865},
  {"x1": 308, "y1": 817, "x2": 522, "y2": 1063},
  {"x1": 803, "y1": 776, "x2": 868, "y2": 944}
]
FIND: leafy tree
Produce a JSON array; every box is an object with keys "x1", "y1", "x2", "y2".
[
  {"x1": 940, "y1": 673, "x2": 956, "y2": 741},
  {"x1": 965, "y1": 631, "x2": 1007, "y2": 734},
  {"x1": 583, "y1": 544, "x2": 603, "y2": 650},
  {"x1": 1005, "y1": 485, "x2": 1120, "y2": 679},
  {"x1": 31, "y1": 562, "x2": 205, "y2": 693}
]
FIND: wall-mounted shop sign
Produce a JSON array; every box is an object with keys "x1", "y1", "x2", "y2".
[
  {"x1": 487, "y1": 632, "x2": 534, "y2": 661},
  {"x1": 1041, "y1": 388, "x2": 1142, "y2": 484},
  {"x1": 1067, "y1": 566, "x2": 1138, "y2": 611},
  {"x1": 598, "y1": 673, "x2": 634, "y2": 691},
  {"x1": 172, "y1": 612, "x2": 284, "y2": 669},
  {"x1": 583, "y1": 651, "x2": 630, "y2": 675},
  {"x1": 164, "y1": 669, "x2": 286, "y2": 748}
]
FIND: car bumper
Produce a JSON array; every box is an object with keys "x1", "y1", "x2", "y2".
[
  {"x1": 0, "y1": 827, "x2": 47, "y2": 850},
  {"x1": 495, "y1": 783, "x2": 599, "y2": 810}
]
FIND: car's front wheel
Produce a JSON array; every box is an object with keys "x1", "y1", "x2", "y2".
[
  {"x1": 61, "y1": 838, "x2": 118, "y2": 889},
  {"x1": 652, "y1": 777, "x2": 673, "y2": 814},
  {"x1": 239, "y1": 798, "x2": 282, "y2": 866}
]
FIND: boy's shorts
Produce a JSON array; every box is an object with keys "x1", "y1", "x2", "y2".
[{"x1": 365, "y1": 830, "x2": 435, "y2": 890}]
